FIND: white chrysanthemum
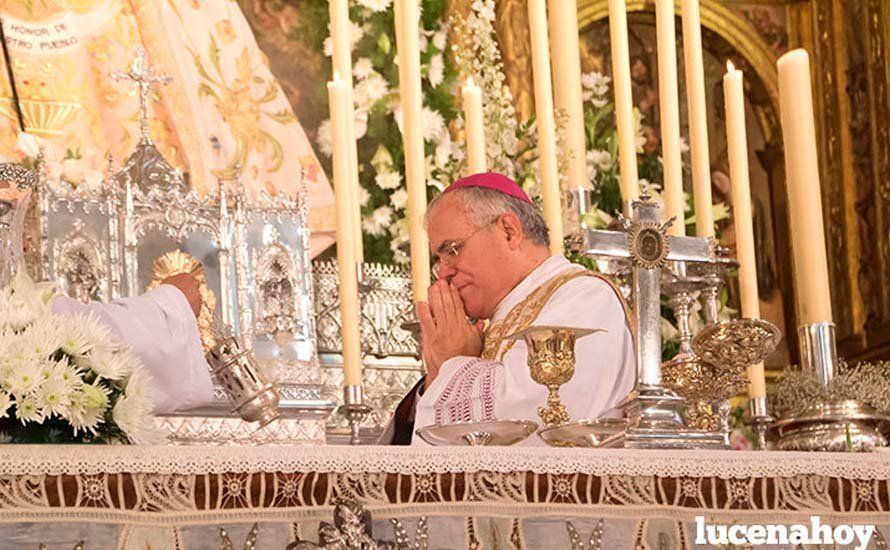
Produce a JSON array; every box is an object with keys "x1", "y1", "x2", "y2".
[
  {"x1": 421, "y1": 107, "x2": 446, "y2": 143},
  {"x1": 316, "y1": 119, "x2": 333, "y2": 157},
  {"x1": 389, "y1": 188, "x2": 408, "y2": 211},
  {"x1": 66, "y1": 382, "x2": 111, "y2": 435},
  {"x1": 354, "y1": 72, "x2": 388, "y2": 109},
  {"x1": 432, "y1": 28, "x2": 448, "y2": 51},
  {"x1": 323, "y1": 21, "x2": 364, "y2": 57},
  {"x1": 38, "y1": 375, "x2": 73, "y2": 418},
  {"x1": 427, "y1": 54, "x2": 444, "y2": 87},
  {"x1": 0, "y1": 391, "x2": 11, "y2": 418},
  {"x1": 357, "y1": 0, "x2": 391, "y2": 13},
  {"x1": 358, "y1": 185, "x2": 370, "y2": 207},
  {"x1": 434, "y1": 136, "x2": 454, "y2": 169},
  {"x1": 6, "y1": 360, "x2": 43, "y2": 396},
  {"x1": 375, "y1": 170, "x2": 402, "y2": 190},
  {"x1": 353, "y1": 58, "x2": 374, "y2": 79},
  {"x1": 56, "y1": 317, "x2": 95, "y2": 358},
  {"x1": 112, "y1": 368, "x2": 161, "y2": 445},
  {"x1": 587, "y1": 149, "x2": 612, "y2": 175},
  {"x1": 81, "y1": 381, "x2": 110, "y2": 411},
  {"x1": 83, "y1": 348, "x2": 132, "y2": 381},
  {"x1": 21, "y1": 316, "x2": 63, "y2": 360},
  {"x1": 362, "y1": 206, "x2": 393, "y2": 237},
  {"x1": 354, "y1": 109, "x2": 369, "y2": 140},
  {"x1": 14, "y1": 392, "x2": 44, "y2": 423}
]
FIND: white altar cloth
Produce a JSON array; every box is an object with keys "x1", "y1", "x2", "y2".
[{"x1": 1, "y1": 445, "x2": 889, "y2": 479}]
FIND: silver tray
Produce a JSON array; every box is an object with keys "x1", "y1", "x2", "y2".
[
  {"x1": 538, "y1": 418, "x2": 628, "y2": 448},
  {"x1": 415, "y1": 419, "x2": 538, "y2": 446}
]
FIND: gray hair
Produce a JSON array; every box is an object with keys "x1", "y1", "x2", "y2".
[{"x1": 426, "y1": 186, "x2": 550, "y2": 247}]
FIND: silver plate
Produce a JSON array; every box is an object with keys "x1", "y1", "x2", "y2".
[
  {"x1": 415, "y1": 419, "x2": 538, "y2": 446},
  {"x1": 538, "y1": 418, "x2": 628, "y2": 448}
]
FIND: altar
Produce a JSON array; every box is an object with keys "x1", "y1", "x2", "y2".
[{"x1": 1, "y1": 446, "x2": 889, "y2": 549}]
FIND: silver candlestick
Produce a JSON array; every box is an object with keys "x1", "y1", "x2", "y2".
[
  {"x1": 340, "y1": 384, "x2": 372, "y2": 446},
  {"x1": 746, "y1": 395, "x2": 773, "y2": 451}
]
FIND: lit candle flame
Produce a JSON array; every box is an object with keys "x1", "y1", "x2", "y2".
[{"x1": 727, "y1": 59, "x2": 736, "y2": 72}]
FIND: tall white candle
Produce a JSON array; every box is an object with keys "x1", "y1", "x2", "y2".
[
  {"x1": 548, "y1": 0, "x2": 588, "y2": 191},
  {"x1": 328, "y1": 76, "x2": 363, "y2": 387},
  {"x1": 329, "y1": 0, "x2": 364, "y2": 261},
  {"x1": 777, "y1": 49, "x2": 833, "y2": 326},
  {"x1": 655, "y1": 0, "x2": 684, "y2": 236},
  {"x1": 528, "y1": 0, "x2": 565, "y2": 254},
  {"x1": 608, "y1": 0, "x2": 640, "y2": 205},
  {"x1": 681, "y1": 0, "x2": 714, "y2": 237},
  {"x1": 462, "y1": 79, "x2": 486, "y2": 174},
  {"x1": 724, "y1": 61, "x2": 765, "y2": 398},
  {"x1": 394, "y1": 0, "x2": 431, "y2": 302}
]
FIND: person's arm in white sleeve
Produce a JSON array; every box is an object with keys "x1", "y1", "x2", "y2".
[{"x1": 51, "y1": 284, "x2": 214, "y2": 414}]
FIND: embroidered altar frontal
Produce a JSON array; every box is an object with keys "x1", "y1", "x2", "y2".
[{"x1": 1, "y1": 447, "x2": 890, "y2": 548}]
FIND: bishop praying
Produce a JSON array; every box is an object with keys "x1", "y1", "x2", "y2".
[{"x1": 380, "y1": 173, "x2": 637, "y2": 446}]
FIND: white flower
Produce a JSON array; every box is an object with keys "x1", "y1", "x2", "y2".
[
  {"x1": 15, "y1": 132, "x2": 41, "y2": 158},
  {"x1": 20, "y1": 316, "x2": 63, "y2": 360},
  {"x1": 323, "y1": 21, "x2": 364, "y2": 57},
  {"x1": 81, "y1": 381, "x2": 110, "y2": 411},
  {"x1": 66, "y1": 382, "x2": 110, "y2": 435},
  {"x1": 432, "y1": 28, "x2": 448, "y2": 51},
  {"x1": 56, "y1": 315, "x2": 98, "y2": 358},
  {"x1": 421, "y1": 107, "x2": 446, "y2": 143},
  {"x1": 362, "y1": 206, "x2": 393, "y2": 237},
  {"x1": 390, "y1": 188, "x2": 408, "y2": 210},
  {"x1": 38, "y1": 374, "x2": 73, "y2": 417},
  {"x1": 358, "y1": 185, "x2": 370, "y2": 207},
  {"x1": 427, "y1": 54, "x2": 444, "y2": 87},
  {"x1": 84, "y1": 349, "x2": 132, "y2": 381},
  {"x1": 316, "y1": 119, "x2": 333, "y2": 157},
  {"x1": 679, "y1": 136, "x2": 690, "y2": 154},
  {"x1": 112, "y1": 368, "x2": 160, "y2": 445},
  {"x1": 587, "y1": 149, "x2": 612, "y2": 176},
  {"x1": 353, "y1": 58, "x2": 374, "y2": 79},
  {"x1": 0, "y1": 392, "x2": 10, "y2": 418},
  {"x1": 14, "y1": 393, "x2": 43, "y2": 423},
  {"x1": 122, "y1": 365, "x2": 153, "y2": 404},
  {"x1": 581, "y1": 72, "x2": 611, "y2": 105},
  {"x1": 6, "y1": 360, "x2": 43, "y2": 396},
  {"x1": 354, "y1": 72, "x2": 388, "y2": 108},
  {"x1": 375, "y1": 170, "x2": 402, "y2": 190},
  {"x1": 357, "y1": 0, "x2": 391, "y2": 13},
  {"x1": 354, "y1": 110, "x2": 368, "y2": 140}
]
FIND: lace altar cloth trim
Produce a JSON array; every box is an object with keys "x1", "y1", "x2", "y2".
[{"x1": 1, "y1": 446, "x2": 890, "y2": 479}]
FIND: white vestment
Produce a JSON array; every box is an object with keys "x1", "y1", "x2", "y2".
[
  {"x1": 51, "y1": 285, "x2": 214, "y2": 414},
  {"x1": 412, "y1": 255, "x2": 636, "y2": 446}
]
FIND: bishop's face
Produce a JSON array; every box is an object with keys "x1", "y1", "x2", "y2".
[{"x1": 426, "y1": 195, "x2": 514, "y2": 320}]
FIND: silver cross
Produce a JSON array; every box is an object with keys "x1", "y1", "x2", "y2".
[{"x1": 111, "y1": 48, "x2": 172, "y2": 142}]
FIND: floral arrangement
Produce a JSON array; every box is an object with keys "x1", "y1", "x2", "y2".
[
  {"x1": 0, "y1": 270, "x2": 158, "y2": 444},
  {"x1": 297, "y1": 0, "x2": 458, "y2": 264}
]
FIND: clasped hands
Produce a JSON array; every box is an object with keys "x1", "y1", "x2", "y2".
[{"x1": 416, "y1": 280, "x2": 484, "y2": 390}]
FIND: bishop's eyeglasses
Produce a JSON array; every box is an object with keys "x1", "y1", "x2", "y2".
[{"x1": 430, "y1": 218, "x2": 498, "y2": 279}]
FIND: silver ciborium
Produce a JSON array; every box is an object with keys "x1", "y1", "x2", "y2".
[
  {"x1": 206, "y1": 329, "x2": 281, "y2": 428},
  {"x1": 507, "y1": 326, "x2": 597, "y2": 427}
]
